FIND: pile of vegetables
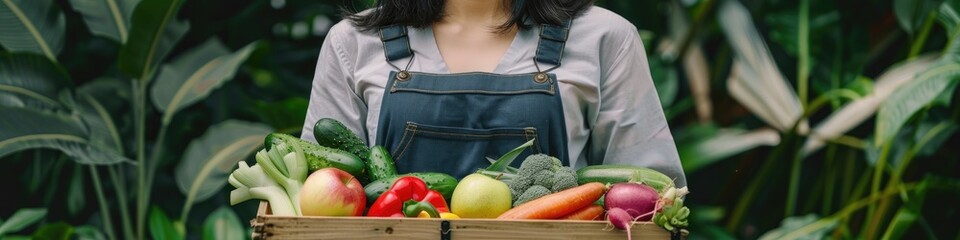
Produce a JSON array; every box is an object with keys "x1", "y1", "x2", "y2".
[{"x1": 226, "y1": 118, "x2": 691, "y2": 237}]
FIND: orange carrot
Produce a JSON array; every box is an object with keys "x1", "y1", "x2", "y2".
[
  {"x1": 497, "y1": 182, "x2": 606, "y2": 219},
  {"x1": 559, "y1": 205, "x2": 605, "y2": 220}
]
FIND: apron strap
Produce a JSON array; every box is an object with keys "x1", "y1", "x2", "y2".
[
  {"x1": 379, "y1": 25, "x2": 413, "y2": 62},
  {"x1": 534, "y1": 20, "x2": 573, "y2": 70}
]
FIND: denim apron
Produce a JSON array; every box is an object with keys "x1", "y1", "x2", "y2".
[{"x1": 375, "y1": 22, "x2": 572, "y2": 179}]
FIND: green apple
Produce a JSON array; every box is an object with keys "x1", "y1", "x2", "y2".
[{"x1": 450, "y1": 173, "x2": 512, "y2": 218}]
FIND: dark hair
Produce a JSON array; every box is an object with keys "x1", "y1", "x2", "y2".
[{"x1": 344, "y1": 0, "x2": 594, "y2": 32}]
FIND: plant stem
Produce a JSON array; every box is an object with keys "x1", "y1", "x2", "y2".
[
  {"x1": 798, "y1": 0, "x2": 810, "y2": 109},
  {"x1": 675, "y1": 0, "x2": 716, "y2": 60},
  {"x1": 144, "y1": 123, "x2": 170, "y2": 221},
  {"x1": 133, "y1": 80, "x2": 147, "y2": 240},
  {"x1": 865, "y1": 141, "x2": 892, "y2": 239},
  {"x1": 780, "y1": 182, "x2": 920, "y2": 239},
  {"x1": 90, "y1": 166, "x2": 117, "y2": 240},
  {"x1": 822, "y1": 145, "x2": 838, "y2": 215},
  {"x1": 108, "y1": 165, "x2": 135, "y2": 240},
  {"x1": 909, "y1": 11, "x2": 937, "y2": 59},
  {"x1": 785, "y1": 147, "x2": 803, "y2": 217}
]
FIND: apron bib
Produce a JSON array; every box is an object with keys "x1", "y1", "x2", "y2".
[{"x1": 374, "y1": 22, "x2": 572, "y2": 179}]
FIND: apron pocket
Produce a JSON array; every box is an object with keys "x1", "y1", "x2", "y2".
[{"x1": 391, "y1": 122, "x2": 541, "y2": 178}]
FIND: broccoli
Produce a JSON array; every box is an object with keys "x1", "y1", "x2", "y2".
[
  {"x1": 502, "y1": 154, "x2": 579, "y2": 207},
  {"x1": 514, "y1": 185, "x2": 551, "y2": 207}
]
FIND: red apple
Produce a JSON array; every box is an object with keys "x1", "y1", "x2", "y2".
[{"x1": 300, "y1": 168, "x2": 366, "y2": 216}]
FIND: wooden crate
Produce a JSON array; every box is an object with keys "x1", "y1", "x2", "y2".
[{"x1": 251, "y1": 201, "x2": 688, "y2": 240}]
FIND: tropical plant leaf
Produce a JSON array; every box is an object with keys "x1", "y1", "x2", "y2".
[
  {"x1": 67, "y1": 164, "x2": 85, "y2": 216},
  {"x1": 151, "y1": 39, "x2": 258, "y2": 125},
  {"x1": 679, "y1": 127, "x2": 781, "y2": 173},
  {"x1": 875, "y1": 61, "x2": 960, "y2": 145},
  {"x1": 649, "y1": 56, "x2": 678, "y2": 108},
  {"x1": 148, "y1": 207, "x2": 182, "y2": 240},
  {"x1": 718, "y1": 0, "x2": 805, "y2": 132},
  {"x1": 0, "y1": 53, "x2": 70, "y2": 109},
  {"x1": 117, "y1": 0, "x2": 188, "y2": 79},
  {"x1": 803, "y1": 55, "x2": 938, "y2": 155},
  {"x1": 30, "y1": 222, "x2": 73, "y2": 240},
  {"x1": 68, "y1": 0, "x2": 139, "y2": 42},
  {"x1": 175, "y1": 120, "x2": 271, "y2": 218},
  {"x1": 0, "y1": 208, "x2": 47, "y2": 235},
  {"x1": 758, "y1": 214, "x2": 837, "y2": 240},
  {"x1": 895, "y1": 0, "x2": 943, "y2": 34},
  {"x1": 0, "y1": 0, "x2": 65, "y2": 60},
  {"x1": 881, "y1": 179, "x2": 932, "y2": 240},
  {"x1": 914, "y1": 121, "x2": 958, "y2": 156},
  {"x1": 940, "y1": 2, "x2": 960, "y2": 62},
  {"x1": 253, "y1": 97, "x2": 308, "y2": 133},
  {"x1": 202, "y1": 207, "x2": 245, "y2": 240},
  {"x1": 75, "y1": 78, "x2": 129, "y2": 156},
  {"x1": 73, "y1": 225, "x2": 106, "y2": 240},
  {"x1": 0, "y1": 106, "x2": 129, "y2": 164}
]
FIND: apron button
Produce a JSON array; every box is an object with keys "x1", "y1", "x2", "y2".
[
  {"x1": 533, "y1": 72, "x2": 548, "y2": 83},
  {"x1": 396, "y1": 71, "x2": 411, "y2": 81}
]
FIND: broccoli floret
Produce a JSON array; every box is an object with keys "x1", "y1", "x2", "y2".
[
  {"x1": 517, "y1": 154, "x2": 559, "y2": 178},
  {"x1": 531, "y1": 169, "x2": 556, "y2": 189},
  {"x1": 514, "y1": 185, "x2": 551, "y2": 207},
  {"x1": 509, "y1": 176, "x2": 533, "y2": 192},
  {"x1": 551, "y1": 167, "x2": 578, "y2": 192}
]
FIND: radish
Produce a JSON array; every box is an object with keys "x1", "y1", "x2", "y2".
[{"x1": 604, "y1": 183, "x2": 661, "y2": 240}]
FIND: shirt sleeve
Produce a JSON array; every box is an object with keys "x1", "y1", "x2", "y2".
[
  {"x1": 300, "y1": 22, "x2": 369, "y2": 144},
  {"x1": 590, "y1": 27, "x2": 687, "y2": 187}
]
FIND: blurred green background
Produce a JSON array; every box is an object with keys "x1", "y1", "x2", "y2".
[{"x1": 1, "y1": 0, "x2": 958, "y2": 239}]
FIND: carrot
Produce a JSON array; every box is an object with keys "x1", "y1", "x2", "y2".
[
  {"x1": 497, "y1": 182, "x2": 606, "y2": 219},
  {"x1": 559, "y1": 205, "x2": 605, "y2": 220}
]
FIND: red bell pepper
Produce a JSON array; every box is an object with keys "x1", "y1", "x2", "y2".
[{"x1": 367, "y1": 176, "x2": 450, "y2": 217}]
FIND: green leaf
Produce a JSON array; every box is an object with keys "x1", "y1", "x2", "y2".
[
  {"x1": 253, "y1": 97, "x2": 308, "y2": 133},
  {"x1": 0, "y1": 0, "x2": 65, "y2": 61},
  {"x1": 940, "y1": 3, "x2": 960, "y2": 61},
  {"x1": 117, "y1": 0, "x2": 188, "y2": 79},
  {"x1": 67, "y1": 164, "x2": 85, "y2": 216},
  {"x1": 718, "y1": 0, "x2": 804, "y2": 132},
  {"x1": 649, "y1": 56, "x2": 678, "y2": 107},
  {"x1": 914, "y1": 121, "x2": 958, "y2": 156},
  {"x1": 31, "y1": 222, "x2": 73, "y2": 240},
  {"x1": 875, "y1": 62, "x2": 960, "y2": 145},
  {"x1": 72, "y1": 225, "x2": 106, "y2": 240},
  {"x1": 202, "y1": 207, "x2": 245, "y2": 240},
  {"x1": 758, "y1": 214, "x2": 837, "y2": 240},
  {"x1": 803, "y1": 55, "x2": 938, "y2": 155},
  {"x1": 485, "y1": 138, "x2": 535, "y2": 171},
  {"x1": 68, "y1": 0, "x2": 139, "y2": 42},
  {"x1": 881, "y1": 180, "x2": 932, "y2": 240},
  {"x1": 679, "y1": 127, "x2": 781, "y2": 173},
  {"x1": 895, "y1": 0, "x2": 943, "y2": 34},
  {"x1": 0, "y1": 208, "x2": 47, "y2": 235},
  {"x1": 175, "y1": 120, "x2": 271, "y2": 219},
  {"x1": 151, "y1": 39, "x2": 258, "y2": 125},
  {"x1": 0, "y1": 53, "x2": 70, "y2": 109},
  {"x1": 148, "y1": 207, "x2": 182, "y2": 240},
  {"x1": 0, "y1": 106, "x2": 130, "y2": 164},
  {"x1": 75, "y1": 78, "x2": 129, "y2": 157}
]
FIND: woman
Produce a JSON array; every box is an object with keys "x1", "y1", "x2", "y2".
[{"x1": 301, "y1": 0, "x2": 687, "y2": 187}]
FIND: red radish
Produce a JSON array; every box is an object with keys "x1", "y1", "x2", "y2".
[
  {"x1": 604, "y1": 183, "x2": 661, "y2": 240},
  {"x1": 606, "y1": 208, "x2": 635, "y2": 240},
  {"x1": 604, "y1": 183, "x2": 659, "y2": 220}
]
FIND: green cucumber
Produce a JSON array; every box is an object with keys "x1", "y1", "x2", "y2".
[
  {"x1": 313, "y1": 118, "x2": 370, "y2": 162},
  {"x1": 576, "y1": 165, "x2": 675, "y2": 193},
  {"x1": 265, "y1": 133, "x2": 366, "y2": 178},
  {"x1": 363, "y1": 172, "x2": 458, "y2": 206},
  {"x1": 366, "y1": 145, "x2": 398, "y2": 181}
]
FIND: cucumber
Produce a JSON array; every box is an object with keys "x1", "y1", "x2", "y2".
[
  {"x1": 313, "y1": 118, "x2": 370, "y2": 163},
  {"x1": 265, "y1": 133, "x2": 366, "y2": 178},
  {"x1": 576, "y1": 165, "x2": 675, "y2": 193},
  {"x1": 363, "y1": 172, "x2": 458, "y2": 206},
  {"x1": 366, "y1": 145, "x2": 398, "y2": 181}
]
